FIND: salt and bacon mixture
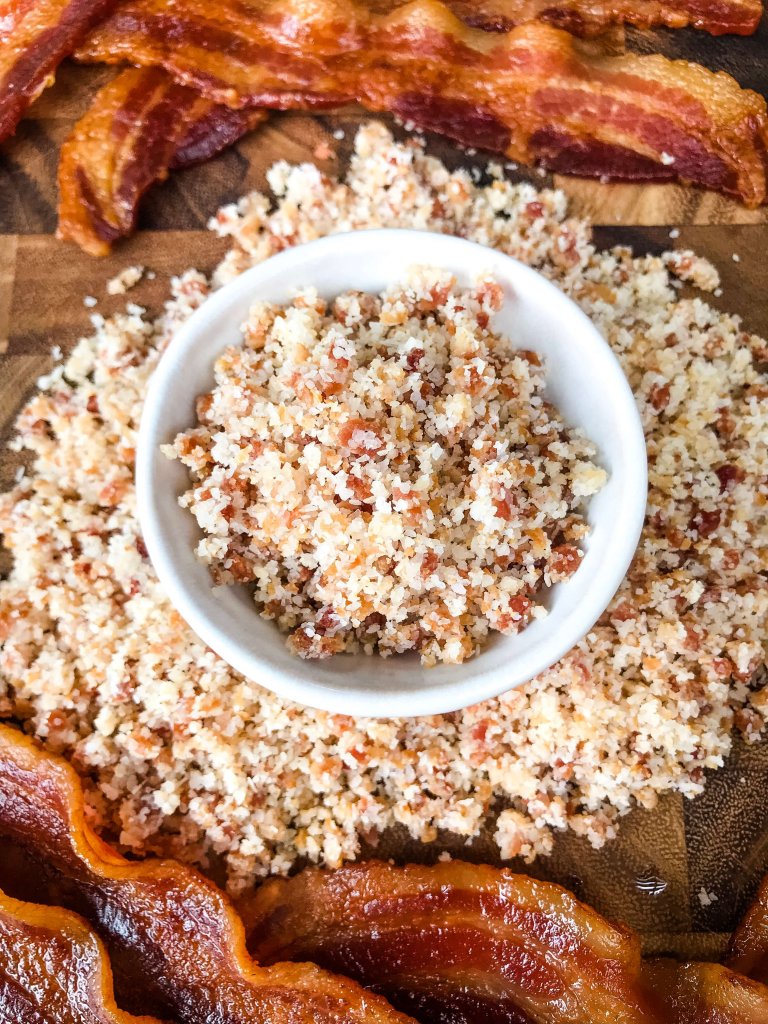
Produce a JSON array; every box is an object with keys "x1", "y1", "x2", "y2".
[
  {"x1": 0, "y1": 124, "x2": 766, "y2": 890},
  {"x1": 169, "y1": 271, "x2": 605, "y2": 666}
]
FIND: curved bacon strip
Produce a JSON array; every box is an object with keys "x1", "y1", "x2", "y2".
[
  {"x1": 0, "y1": 724, "x2": 416, "y2": 1024},
  {"x1": 57, "y1": 66, "x2": 267, "y2": 255},
  {"x1": 244, "y1": 861, "x2": 768, "y2": 1024},
  {"x1": 75, "y1": 1, "x2": 768, "y2": 207},
  {"x1": 642, "y1": 961, "x2": 768, "y2": 1024},
  {"x1": 0, "y1": 886, "x2": 160, "y2": 1024},
  {"x1": 244, "y1": 859, "x2": 662, "y2": 1023},
  {"x1": 443, "y1": 0, "x2": 763, "y2": 35},
  {"x1": 0, "y1": 0, "x2": 119, "y2": 143},
  {"x1": 727, "y1": 876, "x2": 768, "y2": 984}
]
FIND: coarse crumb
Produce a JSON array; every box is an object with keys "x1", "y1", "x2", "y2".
[
  {"x1": 698, "y1": 887, "x2": 718, "y2": 907},
  {"x1": 1, "y1": 123, "x2": 766, "y2": 894},
  {"x1": 169, "y1": 270, "x2": 604, "y2": 666},
  {"x1": 106, "y1": 265, "x2": 145, "y2": 296}
]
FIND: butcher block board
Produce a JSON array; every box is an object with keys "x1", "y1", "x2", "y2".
[{"x1": 1, "y1": 33, "x2": 768, "y2": 960}]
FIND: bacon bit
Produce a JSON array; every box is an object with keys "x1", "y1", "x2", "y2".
[
  {"x1": 525, "y1": 200, "x2": 546, "y2": 219},
  {"x1": 421, "y1": 550, "x2": 440, "y2": 579},
  {"x1": 714, "y1": 407, "x2": 737, "y2": 438},
  {"x1": 493, "y1": 486, "x2": 518, "y2": 521},
  {"x1": 405, "y1": 347, "x2": 425, "y2": 370},
  {"x1": 314, "y1": 606, "x2": 340, "y2": 635},
  {"x1": 362, "y1": 611, "x2": 387, "y2": 631},
  {"x1": 196, "y1": 393, "x2": 214, "y2": 422},
  {"x1": 471, "y1": 720, "x2": 490, "y2": 743},
  {"x1": 344, "y1": 474, "x2": 373, "y2": 508},
  {"x1": 86, "y1": 394, "x2": 100, "y2": 415},
  {"x1": 690, "y1": 508, "x2": 722, "y2": 538},
  {"x1": 684, "y1": 625, "x2": 702, "y2": 651},
  {"x1": 517, "y1": 349, "x2": 541, "y2": 366},
  {"x1": 496, "y1": 594, "x2": 533, "y2": 633},
  {"x1": 98, "y1": 480, "x2": 127, "y2": 507},
  {"x1": 225, "y1": 553, "x2": 253, "y2": 582},
  {"x1": 716, "y1": 464, "x2": 745, "y2": 492},
  {"x1": 475, "y1": 278, "x2": 504, "y2": 311},
  {"x1": 712, "y1": 657, "x2": 734, "y2": 678},
  {"x1": 549, "y1": 543, "x2": 583, "y2": 580},
  {"x1": 44, "y1": 710, "x2": 72, "y2": 745},
  {"x1": 648, "y1": 383, "x2": 670, "y2": 412},
  {"x1": 417, "y1": 282, "x2": 453, "y2": 313},
  {"x1": 734, "y1": 708, "x2": 763, "y2": 737},
  {"x1": 313, "y1": 139, "x2": 333, "y2": 160},
  {"x1": 419, "y1": 379, "x2": 437, "y2": 402},
  {"x1": 610, "y1": 600, "x2": 636, "y2": 622},
  {"x1": 338, "y1": 418, "x2": 384, "y2": 454},
  {"x1": 722, "y1": 549, "x2": 740, "y2": 570},
  {"x1": 288, "y1": 623, "x2": 345, "y2": 659},
  {"x1": 391, "y1": 485, "x2": 414, "y2": 505},
  {"x1": 263, "y1": 599, "x2": 284, "y2": 619}
]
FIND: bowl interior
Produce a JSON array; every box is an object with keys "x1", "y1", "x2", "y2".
[{"x1": 137, "y1": 229, "x2": 647, "y2": 717}]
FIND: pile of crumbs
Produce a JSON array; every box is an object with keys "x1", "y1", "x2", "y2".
[
  {"x1": 0, "y1": 123, "x2": 766, "y2": 893},
  {"x1": 169, "y1": 269, "x2": 605, "y2": 666}
]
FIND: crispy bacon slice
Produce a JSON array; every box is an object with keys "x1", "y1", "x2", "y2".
[
  {"x1": 642, "y1": 961, "x2": 768, "y2": 1024},
  {"x1": 244, "y1": 861, "x2": 768, "y2": 1024},
  {"x1": 244, "y1": 859, "x2": 663, "y2": 1023},
  {"x1": 727, "y1": 876, "x2": 768, "y2": 984},
  {"x1": 0, "y1": 724, "x2": 416, "y2": 1024},
  {"x1": 57, "y1": 66, "x2": 267, "y2": 255},
  {"x1": 76, "y1": 1, "x2": 768, "y2": 207},
  {"x1": 0, "y1": 885, "x2": 160, "y2": 1024},
  {"x1": 0, "y1": 0, "x2": 120, "y2": 142},
  {"x1": 442, "y1": 0, "x2": 764, "y2": 35}
]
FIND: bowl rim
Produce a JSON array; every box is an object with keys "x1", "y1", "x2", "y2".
[{"x1": 136, "y1": 228, "x2": 648, "y2": 717}]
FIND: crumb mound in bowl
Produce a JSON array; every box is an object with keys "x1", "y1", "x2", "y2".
[
  {"x1": 167, "y1": 268, "x2": 606, "y2": 666},
  {"x1": 0, "y1": 123, "x2": 766, "y2": 894}
]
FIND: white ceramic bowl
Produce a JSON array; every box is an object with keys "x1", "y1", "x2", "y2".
[{"x1": 137, "y1": 229, "x2": 647, "y2": 718}]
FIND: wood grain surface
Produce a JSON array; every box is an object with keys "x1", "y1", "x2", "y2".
[{"x1": 1, "y1": 26, "x2": 768, "y2": 958}]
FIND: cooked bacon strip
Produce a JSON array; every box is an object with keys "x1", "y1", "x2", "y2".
[
  {"x1": 0, "y1": 0, "x2": 121, "y2": 142},
  {"x1": 727, "y1": 876, "x2": 768, "y2": 984},
  {"x1": 443, "y1": 0, "x2": 764, "y2": 34},
  {"x1": 244, "y1": 861, "x2": 768, "y2": 1024},
  {"x1": 57, "y1": 66, "x2": 267, "y2": 255},
  {"x1": 0, "y1": 885, "x2": 160, "y2": 1024},
  {"x1": 244, "y1": 859, "x2": 663, "y2": 1023},
  {"x1": 642, "y1": 961, "x2": 768, "y2": 1024},
  {"x1": 76, "y1": 1, "x2": 768, "y2": 207},
  {"x1": 0, "y1": 724, "x2": 416, "y2": 1024}
]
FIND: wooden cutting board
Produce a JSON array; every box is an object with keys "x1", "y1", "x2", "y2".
[{"x1": 1, "y1": 33, "x2": 768, "y2": 959}]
